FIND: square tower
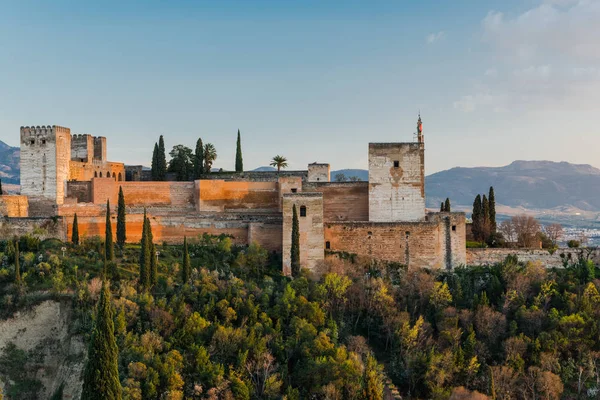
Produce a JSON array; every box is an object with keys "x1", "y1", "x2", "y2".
[
  {"x1": 93, "y1": 136, "x2": 107, "y2": 162},
  {"x1": 368, "y1": 142, "x2": 425, "y2": 222},
  {"x1": 307, "y1": 163, "x2": 330, "y2": 182},
  {"x1": 20, "y1": 125, "x2": 72, "y2": 204},
  {"x1": 71, "y1": 134, "x2": 94, "y2": 162}
]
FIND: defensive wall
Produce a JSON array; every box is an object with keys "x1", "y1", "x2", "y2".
[
  {"x1": 0, "y1": 196, "x2": 29, "y2": 218},
  {"x1": 467, "y1": 248, "x2": 600, "y2": 268},
  {"x1": 0, "y1": 217, "x2": 67, "y2": 241}
]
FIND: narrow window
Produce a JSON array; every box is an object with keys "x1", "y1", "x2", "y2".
[
  {"x1": 99, "y1": 172, "x2": 103, "y2": 177},
  {"x1": 41, "y1": 139, "x2": 46, "y2": 145},
  {"x1": 30, "y1": 139, "x2": 35, "y2": 145},
  {"x1": 112, "y1": 172, "x2": 116, "y2": 179},
  {"x1": 300, "y1": 206, "x2": 307, "y2": 217},
  {"x1": 405, "y1": 231, "x2": 410, "y2": 237},
  {"x1": 394, "y1": 160, "x2": 400, "y2": 168},
  {"x1": 291, "y1": 188, "x2": 298, "y2": 193},
  {"x1": 452, "y1": 225, "x2": 457, "y2": 232},
  {"x1": 325, "y1": 241, "x2": 331, "y2": 250},
  {"x1": 94, "y1": 171, "x2": 98, "y2": 178},
  {"x1": 368, "y1": 231, "x2": 373, "y2": 236}
]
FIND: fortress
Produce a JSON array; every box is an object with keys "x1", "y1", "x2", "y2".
[{"x1": 1, "y1": 118, "x2": 466, "y2": 272}]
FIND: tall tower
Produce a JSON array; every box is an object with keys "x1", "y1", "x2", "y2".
[
  {"x1": 20, "y1": 125, "x2": 72, "y2": 205},
  {"x1": 368, "y1": 115, "x2": 426, "y2": 222}
]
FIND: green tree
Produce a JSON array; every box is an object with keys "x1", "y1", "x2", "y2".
[
  {"x1": 270, "y1": 155, "x2": 288, "y2": 172},
  {"x1": 116, "y1": 186, "x2": 126, "y2": 248},
  {"x1": 81, "y1": 281, "x2": 122, "y2": 400},
  {"x1": 194, "y1": 137, "x2": 204, "y2": 179},
  {"x1": 444, "y1": 198, "x2": 451, "y2": 212},
  {"x1": 157, "y1": 135, "x2": 167, "y2": 180},
  {"x1": 291, "y1": 204, "x2": 300, "y2": 277},
  {"x1": 14, "y1": 240, "x2": 20, "y2": 283},
  {"x1": 472, "y1": 195, "x2": 482, "y2": 242},
  {"x1": 482, "y1": 194, "x2": 490, "y2": 241},
  {"x1": 440, "y1": 202, "x2": 444, "y2": 212},
  {"x1": 151, "y1": 142, "x2": 159, "y2": 180},
  {"x1": 235, "y1": 129, "x2": 243, "y2": 172},
  {"x1": 148, "y1": 220, "x2": 157, "y2": 286},
  {"x1": 72, "y1": 213, "x2": 80, "y2": 245},
  {"x1": 0, "y1": 178, "x2": 3, "y2": 195},
  {"x1": 363, "y1": 354, "x2": 384, "y2": 400},
  {"x1": 168, "y1": 145, "x2": 193, "y2": 181},
  {"x1": 203, "y1": 143, "x2": 217, "y2": 173},
  {"x1": 182, "y1": 236, "x2": 191, "y2": 284},
  {"x1": 489, "y1": 186, "x2": 497, "y2": 234},
  {"x1": 139, "y1": 210, "x2": 150, "y2": 288},
  {"x1": 105, "y1": 200, "x2": 114, "y2": 261}
]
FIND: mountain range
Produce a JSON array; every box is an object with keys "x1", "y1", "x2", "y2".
[{"x1": 0, "y1": 140, "x2": 19, "y2": 185}]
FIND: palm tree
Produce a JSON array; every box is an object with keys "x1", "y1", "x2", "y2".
[
  {"x1": 203, "y1": 143, "x2": 217, "y2": 173},
  {"x1": 270, "y1": 155, "x2": 288, "y2": 172}
]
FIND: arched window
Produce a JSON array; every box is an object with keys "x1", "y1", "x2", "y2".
[
  {"x1": 99, "y1": 172, "x2": 103, "y2": 177},
  {"x1": 107, "y1": 171, "x2": 110, "y2": 178},
  {"x1": 94, "y1": 171, "x2": 98, "y2": 178},
  {"x1": 112, "y1": 172, "x2": 116, "y2": 180},
  {"x1": 300, "y1": 206, "x2": 307, "y2": 217},
  {"x1": 118, "y1": 173, "x2": 122, "y2": 181}
]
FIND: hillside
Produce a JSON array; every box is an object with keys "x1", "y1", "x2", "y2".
[{"x1": 0, "y1": 140, "x2": 19, "y2": 185}]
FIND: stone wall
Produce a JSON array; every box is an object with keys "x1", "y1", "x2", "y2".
[
  {"x1": 0, "y1": 195, "x2": 29, "y2": 217},
  {"x1": 467, "y1": 248, "x2": 600, "y2": 268},
  {"x1": 71, "y1": 134, "x2": 94, "y2": 162},
  {"x1": 0, "y1": 217, "x2": 67, "y2": 241},
  {"x1": 368, "y1": 142, "x2": 425, "y2": 222},
  {"x1": 197, "y1": 180, "x2": 279, "y2": 213},
  {"x1": 282, "y1": 193, "x2": 324, "y2": 275},
  {"x1": 87, "y1": 180, "x2": 195, "y2": 208},
  {"x1": 200, "y1": 170, "x2": 308, "y2": 182},
  {"x1": 304, "y1": 182, "x2": 369, "y2": 222},
  {"x1": 66, "y1": 181, "x2": 92, "y2": 203},
  {"x1": 93, "y1": 137, "x2": 106, "y2": 162},
  {"x1": 69, "y1": 160, "x2": 125, "y2": 182},
  {"x1": 307, "y1": 163, "x2": 330, "y2": 182}
]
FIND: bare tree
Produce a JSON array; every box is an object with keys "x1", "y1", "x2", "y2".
[
  {"x1": 544, "y1": 223, "x2": 564, "y2": 246},
  {"x1": 510, "y1": 215, "x2": 541, "y2": 248},
  {"x1": 499, "y1": 220, "x2": 517, "y2": 244}
]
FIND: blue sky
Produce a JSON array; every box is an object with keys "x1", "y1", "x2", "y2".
[{"x1": 1, "y1": 0, "x2": 599, "y2": 174}]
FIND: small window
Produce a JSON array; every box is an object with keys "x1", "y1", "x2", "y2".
[
  {"x1": 94, "y1": 171, "x2": 98, "y2": 178},
  {"x1": 300, "y1": 206, "x2": 307, "y2": 217},
  {"x1": 291, "y1": 188, "x2": 298, "y2": 193},
  {"x1": 325, "y1": 241, "x2": 331, "y2": 250},
  {"x1": 405, "y1": 231, "x2": 410, "y2": 237},
  {"x1": 452, "y1": 225, "x2": 457, "y2": 231},
  {"x1": 394, "y1": 160, "x2": 400, "y2": 168},
  {"x1": 99, "y1": 172, "x2": 103, "y2": 177},
  {"x1": 30, "y1": 139, "x2": 35, "y2": 145},
  {"x1": 367, "y1": 231, "x2": 372, "y2": 236}
]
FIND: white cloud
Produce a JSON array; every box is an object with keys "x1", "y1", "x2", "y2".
[{"x1": 426, "y1": 31, "x2": 446, "y2": 44}]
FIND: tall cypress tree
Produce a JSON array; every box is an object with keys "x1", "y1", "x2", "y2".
[
  {"x1": 235, "y1": 129, "x2": 243, "y2": 172},
  {"x1": 440, "y1": 202, "x2": 444, "y2": 212},
  {"x1": 472, "y1": 195, "x2": 482, "y2": 242},
  {"x1": 151, "y1": 143, "x2": 159, "y2": 180},
  {"x1": 105, "y1": 200, "x2": 114, "y2": 261},
  {"x1": 14, "y1": 240, "x2": 20, "y2": 283},
  {"x1": 182, "y1": 236, "x2": 191, "y2": 284},
  {"x1": 444, "y1": 198, "x2": 451, "y2": 212},
  {"x1": 81, "y1": 281, "x2": 122, "y2": 400},
  {"x1": 482, "y1": 195, "x2": 490, "y2": 242},
  {"x1": 0, "y1": 178, "x2": 3, "y2": 195},
  {"x1": 291, "y1": 204, "x2": 300, "y2": 277},
  {"x1": 489, "y1": 186, "x2": 497, "y2": 234},
  {"x1": 72, "y1": 213, "x2": 79, "y2": 245},
  {"x1": 194, "y1": 138, "x2": 204, "y2": 179},
  {"x1": 148, "y1": 220, "x2": 157, "y2": 286},
  {"x1": 116, "y1": 187, "x2": 126, "y2": 248},
  {"x1": 139, "y1": 210, "x2": 150, "y2": 288},
  {"x1": 157, "y1": 135, "x2": 167, "y2": 181}
]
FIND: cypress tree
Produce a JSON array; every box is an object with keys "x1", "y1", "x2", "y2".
[
  {"x1": 472, "y1": 195, "x2": 482, "y2": 242},
  {"x1": 148, "y1": 220, "x2": 157, "y2": 286},
  {"x1": 139, "y1": 210, "x2": 150, "y2": 288},
  {"x1": 105, "y1": 200, "x2": 114, "y2": 261},
  {"x1": 81, "y1": 281, "x2": 122, "y2": 400},
  {"x1": 489, "y1": 186, "x2": 497, "y2": 234},
  {"x1": 14, "y1": 240, "x2": 20, "y2": 283},
  {"x1": 157, "y1": 135, "x2": 167, "y2": 181},
  {"x1": 291, "y1": 204, "x2": 300, "y2": 277},
  {"x1": 235, "y1": 129, "x2": 243, "y2": 172},
  {"x1": 482, "y1": 195, "x2": 490, "y2": 242},
  {"x1": 444, "y1": 198, "x2": 451, "y2": 212},
  {"x1": 182, "y1": 236, "x2": 191, "y2": 284},
  {"x1": 194, "y1": 138, "x2": 204, "y2": 179},
  {"x1": 117, "y1": 187, "x2": 126, "y2": 248},
  {"x1": 440, "y1": 202, "x2": 444, "y2": 212},
  {"x1": 72, "y1": 213, "x2": 80, "y2": 245},
  {"x1": 151, "y1": 143, "x2": 159, "y2": 180},
  {"x1": 0, "y1": 178, "x2": 3, "y2": 195}
]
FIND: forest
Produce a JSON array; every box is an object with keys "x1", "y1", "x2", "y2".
[{"x1": 0, "y1": 233, "x2": 599, "y2": 400}]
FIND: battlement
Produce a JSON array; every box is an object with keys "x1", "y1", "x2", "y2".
[{"x1": 20, "y1": 125, "x2": 71, "y2": 139}]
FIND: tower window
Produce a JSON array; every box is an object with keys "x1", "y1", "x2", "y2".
[
  {"x1": 325, "y1": 241, "x2": 331, "y2": 249},
  {"x1": 405, "y1": 231, "x2": 410, "y2": 237},
  {"x1": 394, "y1": 161, "x2": 400, "y2": 168},
  {"x1": 300, "y1": 206, "x2": 307, "y2": 217},
  {"x1": 452, "y1": 225, "x2": 457, "y2": 231},
  {"x1": 30, "y1": 139, "x2": 35, "y2": 145},
  {"x1": 291, "y1": 188, "x2": 298, "y2": 193},
  {"x1": 41, "y1": 139, "x2": 46, "y2": 144}
]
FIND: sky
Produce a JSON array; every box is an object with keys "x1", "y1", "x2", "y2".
[{"x1": 0, "y1": 0, "x2": 599, "y2": 174}]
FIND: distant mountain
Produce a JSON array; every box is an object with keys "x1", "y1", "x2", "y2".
[
  {"x1": 252, "y1": 166, "x2": 277, "y2": 172},
  {"x1": 0, "y1": 140, "x2": 19, "y2": 184},
  {"x1": 426, "y1": 160, "x2": 600, "y2": 212},
  {"x1": 331, "y1": 169, "x2": 368, "y2": 181}
]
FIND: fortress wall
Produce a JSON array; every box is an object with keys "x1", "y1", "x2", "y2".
[
  {"x1": 199, "y1": 170, "x2": 307, "y2": 182},
  {"x1": 69, "y1": 161, "x2": 125, "y2": 182},
  {"x1": 467, "y1": 248, "x2": 600, "y2": 268},
  {"x1": 248, "y1": 222, "x2": 283, "y2": 252},
  {"x1": 324, "y1": 221, "x2": 444, "y2": 269},
  {"x1": 0, "y1": 217, "x2": 66, "y2": 241},
  {"x1": 198, "y1": 180, "x2": 279, "y2": 213},
  {"x1": 278, "y1": 177, "x2": 303, "y2": 211},
  {"x1": 87, "y1": 180, "x2": 195, "y2": 208},
  {"x1": 0, "y1": 195, "x2": 29, "y2": 217},
  {"x1": 66, "y1": 181, "x2": 92, "y2": 203},
  {"x1": 303, "y1": 182, "x2": 369, "y2": 222}
]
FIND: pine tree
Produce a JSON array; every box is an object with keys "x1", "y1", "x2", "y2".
[
  {"x1": 151, "y1": 142, "x2": 159, "y2": 180},
  {"x1": 14, "y1": 240, "x2": 20, "y2": 283},
  {"x1": 235, "y1": 129, "x2": 243, "y2": 172},
  {"x1": 444, "y1": 198, "x2": 451, "y2": 212},
  {"x1": 482, "y1": 195, "x2": 490, "y2": 242},
  {"x1": 472, "y1": 195, "x2": 483, "y2": 242},
  {"x1": 182, "y1": 236, "x2": 191, "y2": 284},
  {"x1": 157, "y1": 135, "x2": 167, "y2": 181},
  {"x1": 116, "y1": 186, "x2": 126, "y2": 248},
  {"x1": 489, "y1": 186, "x2": 497, "y2": 234},
  {"x1": 291, "y1": 204, "x2": 300, "y2": 277},
  {"x1": 139, "y1": 209, "x2": 150, "y2": 288},
  {"x1": 194, "y1": 138, "x2": 204, "y2": 179},
  {"x1": 81, "y1": 281, "x2": 122, "y2": 400},
  {"x1": 72, "y1": 213, "x2": 80, "y2": 245},
  {"x1": 105, "y1": 200, "x2": 114, "y2": 261}
]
